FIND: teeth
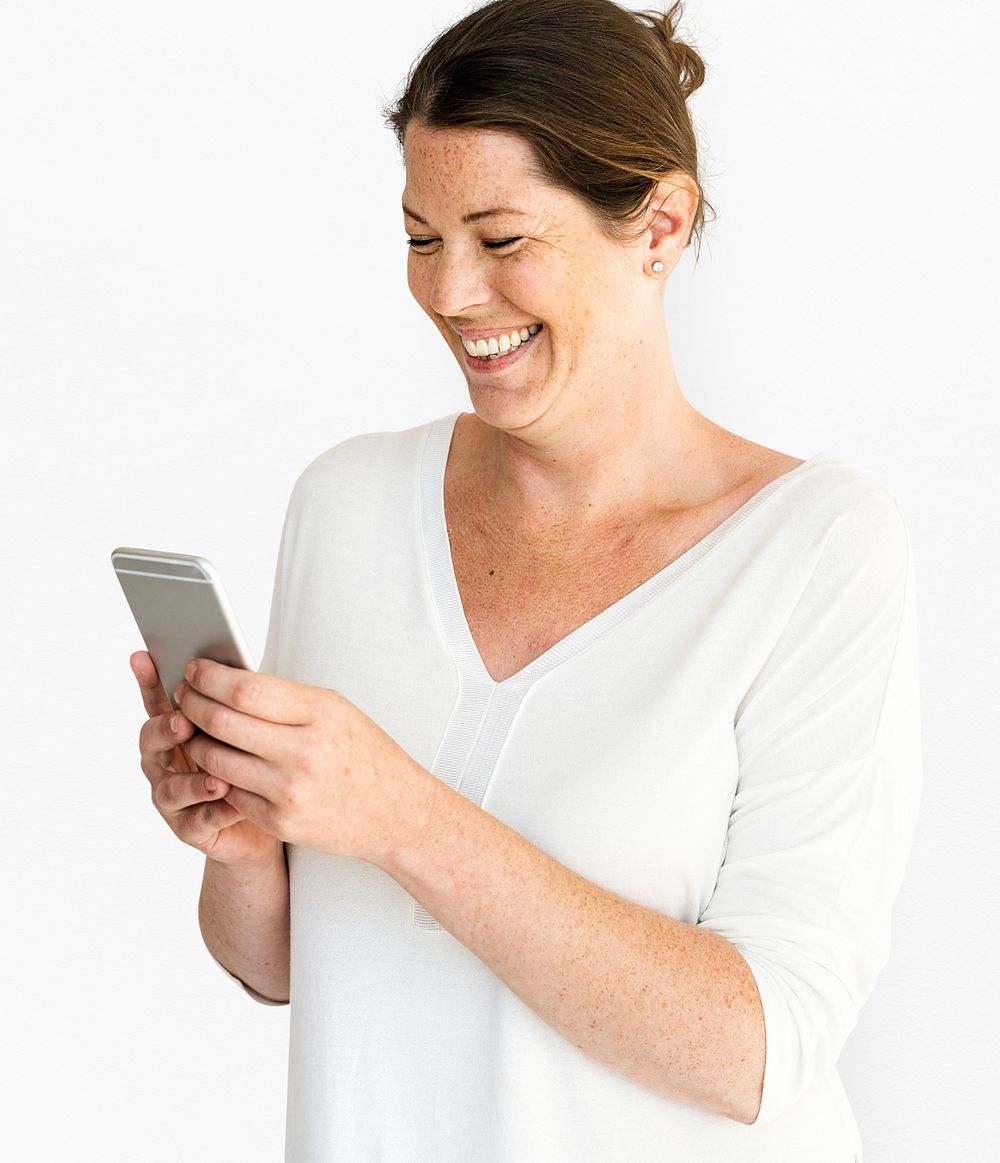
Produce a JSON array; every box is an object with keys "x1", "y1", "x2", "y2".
[{"x1": 462, "y1": 324, "x2": 541, "y2": 359}]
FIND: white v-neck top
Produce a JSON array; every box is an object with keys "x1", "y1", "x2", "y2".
[{"x1": 247, "y1": 411, "x2": 922, "y2": 1162}]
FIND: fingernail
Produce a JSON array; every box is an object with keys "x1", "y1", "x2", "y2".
[
  {"x1": 170, "y1": 714, "x2": 180, "y2": 733},
  {"x1": 204, "y1": 777, "x2": 218, "y2": 793},
  {"x1": 173, "y1": 684, "x2": 184, "y2": 703}
]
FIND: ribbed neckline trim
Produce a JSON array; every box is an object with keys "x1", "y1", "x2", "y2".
[{"x1": 420, "y1": 411, "x2": 828, "y2": 690}]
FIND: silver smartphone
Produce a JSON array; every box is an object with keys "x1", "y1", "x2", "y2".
[{"x1": 111, "y1": 547, "x2": 257, "y2": 711}]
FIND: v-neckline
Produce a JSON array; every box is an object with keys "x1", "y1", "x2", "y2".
[{"x1": 420, "y1": 411, "x2": 828, "y2": 690}]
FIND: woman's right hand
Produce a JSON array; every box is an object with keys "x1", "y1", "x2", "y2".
[{"x1": 132, "y1": 650, "x2": 281, "y2": 868}]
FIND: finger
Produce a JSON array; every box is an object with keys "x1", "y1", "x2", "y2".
[
  {"x1": 223, "y1": 782, "x2": 276, "y2": 834},
  {"x1": 139, "y1": 709, "x2": 200, "y2": 777},
  {"x1": 153, "y1": 769, "x2": 233, "y2": 818},
  {"x1": 175, "y1": 680, "x2": 289, "y2": 769},
  {"x1": 182, "y1": 726, "x2": 280, "y2": 800},
  {"x1": 183, "y1": 658, "x2": 316, "y2": 727},
  {"x1": 174, "y1": 797, "x2": 247, "y2": 849},
  {"x1": 131, "y1": 651, "x2": 172, "y2": 720},
  {"x1": 140, "y1": 707, "x2": 196, "y2": 763}
]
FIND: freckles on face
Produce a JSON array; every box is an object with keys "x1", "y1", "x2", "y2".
[
  {"x1": 403, "y1": 121, "x2": 545, "y2": 234},
  {"x1": 401, "y1": 122, "x2": 580, "y2": 311},
  {"x1": 401, "y1": 121, "x2": 637, "y2": 386}
]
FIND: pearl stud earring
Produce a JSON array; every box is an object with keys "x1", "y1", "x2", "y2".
[{"x1": 652, "y1": 261, "x2": 664, "y2": 273}]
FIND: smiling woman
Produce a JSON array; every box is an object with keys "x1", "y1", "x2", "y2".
[
  {"x1": 131, "y1": 3, "x2": 923, "y2": 1161},
  {"x1": 395, "y1": 117, "x2": 705, "y2": 435}
]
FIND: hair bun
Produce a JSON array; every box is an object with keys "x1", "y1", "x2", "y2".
[{"x1": 638, "y1": 2, "x2": 706, "y2": 101}]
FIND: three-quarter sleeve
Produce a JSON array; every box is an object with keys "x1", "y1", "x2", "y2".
[{"x1": 697, "y1": 489, "x2": 923, "y2": 1125}]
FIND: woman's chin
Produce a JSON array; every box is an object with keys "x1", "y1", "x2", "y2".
[{"x1": 465, "y1": 383, "x2": 561, "y2": 437}]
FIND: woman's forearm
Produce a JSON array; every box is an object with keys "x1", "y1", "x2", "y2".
[
  {"x1": 198, "y1": 841, "x2": 290, "y2": 1004},
  {"x1": 384, "y1": 768, "x2": 766, "y2": 1124}
]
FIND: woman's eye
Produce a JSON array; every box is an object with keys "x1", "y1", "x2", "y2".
[{"x1": 405, "y1": 236, "x2": 522, "y2": 251}]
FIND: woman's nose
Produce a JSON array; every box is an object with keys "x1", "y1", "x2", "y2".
[{"x1": 427, "y1": 248, "x2": 493, "y2": 319}]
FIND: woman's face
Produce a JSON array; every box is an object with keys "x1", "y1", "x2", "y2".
[{"x1": 401, "y1": 120, "x2": 664, "y2": 433}]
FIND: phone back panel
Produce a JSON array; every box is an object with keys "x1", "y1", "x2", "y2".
[{"x1": 112, "y1": 547, "x2": 256, "y2": 710}]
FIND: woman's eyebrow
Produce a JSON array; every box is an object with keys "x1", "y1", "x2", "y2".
[{"x1": 402, "y1": 204, "x2": 530, "y2": 225}]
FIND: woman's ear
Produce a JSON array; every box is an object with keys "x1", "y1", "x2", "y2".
[{"x1": 646, "y1": 175, "x2": 698, "y2": 273}]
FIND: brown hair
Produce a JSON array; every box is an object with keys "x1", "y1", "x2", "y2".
[{"x1": 383, "y1": 0, "x2": 716, "y2": 260}]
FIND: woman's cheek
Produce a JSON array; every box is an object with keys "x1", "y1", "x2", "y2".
[{"x1": 407, "y1": 255, "x2": 434, "y2": 309}]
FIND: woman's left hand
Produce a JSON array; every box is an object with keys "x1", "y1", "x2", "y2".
[{"x1": 172, "y1": 659, "x2": 434, "y2": 867}]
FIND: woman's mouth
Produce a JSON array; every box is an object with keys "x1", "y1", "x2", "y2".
[{"x1": 460, "y1": 323, "x2": 543, "y2": 373}]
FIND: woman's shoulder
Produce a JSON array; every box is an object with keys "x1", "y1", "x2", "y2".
[
  {"x1": 714, "y1": 432, "x2": 904, "y2": 538},
  {"x1": 714, "y1": 434, "x2": 912, "y2": 600},
  {"x1": 754, "y1": 453, "x2": 913, "y2": 610},
  {"x1": 788, "y1": 449, "x2": 906, "y2": 529},
  {"x1": 289, "y1": 411, "x2": 455, "y2": 499}
]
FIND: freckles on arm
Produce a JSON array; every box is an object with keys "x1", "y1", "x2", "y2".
[{"x1": 384, "y1": 776, "x2": 766, "y2": 1124}]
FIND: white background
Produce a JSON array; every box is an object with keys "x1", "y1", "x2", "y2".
[{"x1": 2, "y1": 1, "x2": 996, "y2": 1159}]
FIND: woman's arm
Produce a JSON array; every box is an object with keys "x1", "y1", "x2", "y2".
[
  {"x1": 130, "y1": 648, "x2": 292, "y2": 1005},
  {"x1": 198, "y1": 841, "x2": 291, "y2": 1005},
  {"x1": 173, "y1": 661, "x2": 764, "y2": 1116},
  {"x1": 385, "y1": 774, "x2": 766, "y2": 1124}
]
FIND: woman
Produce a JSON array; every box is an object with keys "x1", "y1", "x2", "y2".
[{"x1": 131, "y1": 1, "x2": 921, "y2": 1159}]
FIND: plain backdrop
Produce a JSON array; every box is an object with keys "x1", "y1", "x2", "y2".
[{"x1": 2, "y1": 1, "x2": 997, "y2": 1159}]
